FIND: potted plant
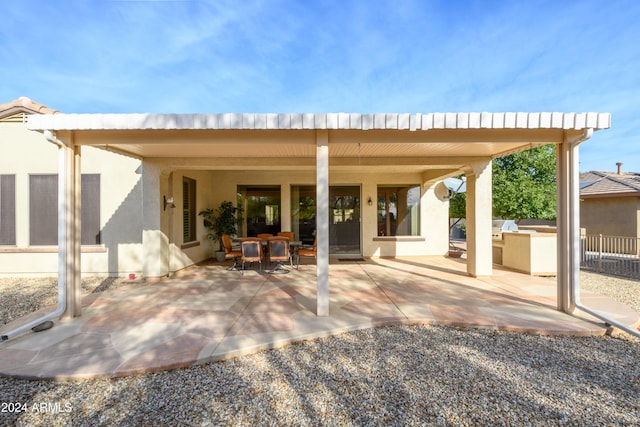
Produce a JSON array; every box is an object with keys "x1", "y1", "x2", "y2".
[{"x1": 199, "y1": 201, "x2": 242, "y2": 262}]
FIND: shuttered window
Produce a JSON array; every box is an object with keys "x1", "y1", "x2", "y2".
[
  {"x1": 0, "y1": 175, "x2": 16, "y2": 245},
  {"x1": 82, "y1": 175, "x2": 101, "y2": 244},
  {"x1": 29, "y1": 174, "x2": 101, "y2": 245},
  {"x1": 183, "y1": 177, "x2": 196, "y2": 243},
  {"x1": 30, "y1": 175, "x2": 58, "y2": 245}
]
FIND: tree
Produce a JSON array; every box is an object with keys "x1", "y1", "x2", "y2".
[
  {"x1": 448, "y1": 144, "x2": 557, "y2": 222},
  {"x1": 492, "y1": 144, "x2": 556, "y2": 221}
]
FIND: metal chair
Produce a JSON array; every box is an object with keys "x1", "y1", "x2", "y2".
[
  {"x1": 267, "y1": 236, "x2": 291, "y2": 274},
  {"x1": 221, "y1": 234, "x2": 242, "y2": 271},
  {"x1": 296, "y1": 237, "x2": 317, "y2": 268},
  {"x1": 240, "y1": 238, "x2": 263, "y2": 274},
  {"x1": 277, "y1": 231, "x2": 296, "y2": 265}
]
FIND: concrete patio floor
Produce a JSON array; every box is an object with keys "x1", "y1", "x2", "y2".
[{"x1": 1, "y1": 256, "x2": 638, "y2": 380}]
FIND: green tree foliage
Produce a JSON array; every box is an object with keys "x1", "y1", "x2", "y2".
[
  {"x1": 448, "y1": 145, "x2": 557, "y2": 222},
  {"x1": 492, "y1": 145, "x2": 556, "y2": 220},
  {"x1": 448, "y1": 187, "x2": 467, "y2": 232}
]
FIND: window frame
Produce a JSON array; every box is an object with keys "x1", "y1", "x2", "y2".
[{"x1": 376, "y1": 184, "x2": 421, "y2": 237}]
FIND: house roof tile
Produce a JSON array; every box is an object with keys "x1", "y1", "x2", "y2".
[
  {"x1": 0, "y1": 97, "x2": 60, "y2": 119},
  {"x1": 580, "y1": 170, "x2": 640, "y2": 196}
]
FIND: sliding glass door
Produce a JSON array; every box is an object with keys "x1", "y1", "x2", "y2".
[
  {"x1": 329, "y1": 186, "x2": 360, "y2": 255},
  {"x1": 237, "y1": 186, "x2": 281, "y2": 237},
  {"x1": 291, "y1": 185, "x2": 361, "y2": 255}
]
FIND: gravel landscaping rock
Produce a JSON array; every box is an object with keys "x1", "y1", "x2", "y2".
[{"x1": 1, "y1": 273, "x2": 638, "y2": 426}]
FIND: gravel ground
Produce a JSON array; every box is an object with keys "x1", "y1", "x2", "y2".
[
  {"x1": 1, "y1": 273, "x2": 639, "y2": 426},
  {"x1": 0, "y1": 277, "x2": 131, "y2": 327}
]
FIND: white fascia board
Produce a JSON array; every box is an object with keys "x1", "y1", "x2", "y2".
[{"x1": 27, "y1": 112, "x2": 612, "y2": 131}]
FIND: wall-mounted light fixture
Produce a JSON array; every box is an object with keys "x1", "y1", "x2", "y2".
[
  {"x1": 367, "y1": 196, "x2": 373, "y2": 206},
  {"x1": 163, "y1": 195, "x2": 176, "y2": 211}
]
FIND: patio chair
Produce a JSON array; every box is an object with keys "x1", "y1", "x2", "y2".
[
  {"x1": 257, "y1": 233, "x2": 273, "y2": 242},
  {"x1": 267, "y1": 236, "x2": 291, "y2": 274},
  {"x1": 241, "y1": 238, "x2": 263, "y2": 274},
  {"x1": 296, "y1": 237, "x2": 317, "y2": 268},
  {"x1": 277, "y1": 231, "x2": 295, "y2": 241},
  {"x1": 277, "y1": 231, "x2": 296, "y2": 264},
  {"x1": 221, "y1": 234, "x2": 242, "y2": 271}
]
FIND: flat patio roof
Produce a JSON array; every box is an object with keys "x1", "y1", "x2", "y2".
[{"x1": 28, "y1": 111, "x2": 610, "y2": 160}]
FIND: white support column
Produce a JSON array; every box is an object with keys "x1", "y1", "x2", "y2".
[
  {"x1": 316, "y1": 130, "x2": 330, "y2": 316},
  {"x1": 142, "y1": 161, "x2": 170, "y2": 278},
  {"x1": 556, "y1": 140, "x2": 580, "y2": 313},
  {"x1": 281, "y1": 183, "x2": 292, "y2": 232},
  {"x1": 465, "y1": 160, "x2": 493, "y2": 277},
  {"x1": 60, "y1": 140, "x2": 82, "y2": 319}
]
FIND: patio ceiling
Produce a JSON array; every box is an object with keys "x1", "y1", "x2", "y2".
[
  {"x1": 56, "y1": 128, "x2": 562, "y2": 159},
  {"x1": 28, "y1": 112, "x2": 610, "y2": 171}
]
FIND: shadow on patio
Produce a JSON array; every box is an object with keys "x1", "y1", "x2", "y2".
[{"x1": 0, "y1": 256, "x2": 638, "y2": 380}]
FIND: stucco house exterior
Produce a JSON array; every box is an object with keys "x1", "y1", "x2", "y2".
[
  {"x1": 580, "y1": 164, "x2": 640, "y2": 239},
  {"x1": 0, "y1": 97, "x2": 610, "y2": 321},
  {"x1": 1, "y1": 97, "x2": 143, "y2": 277}
]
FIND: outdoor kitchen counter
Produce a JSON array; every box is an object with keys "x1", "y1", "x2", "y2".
[{"x1": 493, "y1": 231, "x2": 557, "y2": 276}]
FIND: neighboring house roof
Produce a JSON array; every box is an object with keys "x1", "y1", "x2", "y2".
[
  {"x1": 0, "y1": 96, "x2": 60, "y2": 120},
  {"x1": 580, "y1": 170, "x2": 640, "y2": 198}
]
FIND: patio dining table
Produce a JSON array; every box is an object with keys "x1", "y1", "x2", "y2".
[{"x1": 232, "y1": 237, "x2": 302, "y2": 268}]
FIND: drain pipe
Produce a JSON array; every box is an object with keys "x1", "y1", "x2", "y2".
[
  {"x1": 566, "y1": 129, "x2": 640, "y2": 338},
  {"x1": 1, "y1": 130, "x2": 68, "y2": 342}
]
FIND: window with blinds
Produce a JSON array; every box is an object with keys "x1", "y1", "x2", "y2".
[
  {"x1": 29, "y1": 174, "x2": 101, "y2": 245},
  {"x1": 0, "y1": 175, "x2": 16, "y2": 245},
  {"x1": 183, "y1": 177, "x2": 196, "y2": 243}
]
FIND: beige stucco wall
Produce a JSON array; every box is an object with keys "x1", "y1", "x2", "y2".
[
  {"x1": 0, "y1": 118, "x2": 143, "y2": 277},
  {"x1": 498, "y1": 231, "x2": 557, "y2": 276},
  {"x1": 580, "y1": 197, "x2": 640, "y2": 238},
  {"x1": 1, "y1": 118, "x2": 466, "y2": 277},
  {"x1": 162, "y1": 168, "x2": 451, "y2": 264}
]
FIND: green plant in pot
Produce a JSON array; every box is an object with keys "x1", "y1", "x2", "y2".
[{"x1": 199, "y1": 201, "x2": 243, "y2": 262}]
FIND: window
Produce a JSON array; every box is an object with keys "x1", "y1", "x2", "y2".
[
  {"x1": 0, "y1": 175, "x2": 16, "y2": 245},
  {"x1": 377, "y1": 185, "x2": 421, "y2": 236},
  {"x1": 82, "y1": 175, "x2": 101, "y2": 244},
  {"x1": 291, "y1": 185, "x2": 316, "y2": 244},
  {"x1": 237, "y1": 186, "x2": 281, "y2": 237},
  {"x1": 183, "y1": 177, "x2": 196, "y2": 243},
  {"x1": 29, "y1": 174, "x2": 101, "y2": 245}
]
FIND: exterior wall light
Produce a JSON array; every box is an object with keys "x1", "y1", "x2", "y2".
[{"x1": 164, "y1": 195, "x2": 176, "y2": 211}]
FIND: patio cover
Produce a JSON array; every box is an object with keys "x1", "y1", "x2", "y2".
[{"x1": 27, "y1": 111, "x2": 610, "y2": 320}]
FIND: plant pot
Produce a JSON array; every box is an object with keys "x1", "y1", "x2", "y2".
[
  {"x1": 448, "y1": 250, "x2": 463, "y2": 258},
  {"x1": 215, "y1": 251, "x2": 226, "y2": 262}
]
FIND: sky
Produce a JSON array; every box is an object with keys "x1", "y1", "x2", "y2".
[{"x1": 1, "y1": 0, "x2": 639, "y2": 172}]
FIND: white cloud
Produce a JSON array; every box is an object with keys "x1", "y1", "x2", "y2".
[{"x1": 1, "y1": 0, "x2": 639, "y2": 170}]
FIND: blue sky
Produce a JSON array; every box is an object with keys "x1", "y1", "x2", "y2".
[{"x1": 1, "y1": 0, "x2": 638, "y2": 172}]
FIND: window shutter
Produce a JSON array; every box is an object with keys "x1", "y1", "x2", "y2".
[
  {"x1": 0, "y1": 175, "x2": 16, "y2": 245},
  {"x1": 81, "y1": 174, "x2": 101, "y2": 244},
  {"x1": 183, "y1": 177, "x2": 196, "y2": 242},
  {"x1": 30, "y1": 175, "x2": 58, "y2": 245}
]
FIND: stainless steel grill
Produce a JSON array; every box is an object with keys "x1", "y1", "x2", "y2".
[{"x1": 492, "y1": 220, "x2": 518, "y2": 240}]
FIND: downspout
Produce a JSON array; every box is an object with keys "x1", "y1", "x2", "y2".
[
  {"x1": 566, "y1": 129, "x2": 640, "y2": 338},
  {"x1": 1, "y1": 130, "x2": 68, "y2": 341}
]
